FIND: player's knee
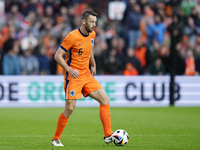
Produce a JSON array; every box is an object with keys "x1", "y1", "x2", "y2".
[
  {"x1": 63, "y1": 106, "x2": 74, "y2": 117},
  {"x1": 67, "y1": 102, "x2": 75, "y2": 112},
  {"x1": 63, "y1": 101, "x2": 75, "y2": 117},
  {"x1": 100, "y1": 95, "x2": 110, "y2": 105},
  {"x1": 67, "y1": 106, "x2": 74, "y2": 113},
  {"x1": 105, "y1": 95, "x2": 110, "y2": 102},
  {"x1": 105, "y1": 95, "x2": 110, "y2": 103}
]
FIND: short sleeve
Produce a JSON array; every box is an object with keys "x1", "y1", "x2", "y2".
[{"x1": 60, "y1": 33, "x2": 74, "y2": 52}]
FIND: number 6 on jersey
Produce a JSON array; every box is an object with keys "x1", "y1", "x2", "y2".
[{"x1": 78, "y1": 48, "x2": 83, "y2": 56}]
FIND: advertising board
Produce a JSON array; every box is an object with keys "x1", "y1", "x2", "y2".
[{"x1": 0, "y1": 76, "x2": 199, "y2": 107}]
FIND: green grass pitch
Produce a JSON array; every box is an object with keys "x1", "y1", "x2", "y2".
[{"x1": 0, "y1": 107, "x2": 200, "y2": 150}]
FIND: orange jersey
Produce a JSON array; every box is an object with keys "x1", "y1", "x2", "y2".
[{"x1": 60, "y1": 28, "x2": 96, "y2": 80}]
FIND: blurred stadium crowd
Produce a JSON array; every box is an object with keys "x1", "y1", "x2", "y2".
[{"x1": 0, "y1": 0, "x2": 200, "y2": 76}]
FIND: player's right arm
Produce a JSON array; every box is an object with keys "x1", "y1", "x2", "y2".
[{"x1": 54, "y1": 47, "x2": 79, "y2": 78}]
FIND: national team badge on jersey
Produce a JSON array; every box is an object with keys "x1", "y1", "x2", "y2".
[
  {"x1": 91, "y1": 38, "x2": 94, "y2": 46},
  {"x1": 70, "y1": 90, "x2": 75, "y2": 97}
]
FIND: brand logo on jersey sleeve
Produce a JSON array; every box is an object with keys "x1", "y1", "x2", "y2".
[
  {"x1": 91, "y1": 39, "x2": 94, "y2": 46},
  {"x1": 70, "y1": 90, "x2": 75, "y2": 97}
]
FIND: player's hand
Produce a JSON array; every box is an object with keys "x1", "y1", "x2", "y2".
[
  {"x1": 68, "y1": 68, "x2": 79, "y2": 79},
  {"x1": 90, "y1": 66, "x2": 96, "y2": 77}
]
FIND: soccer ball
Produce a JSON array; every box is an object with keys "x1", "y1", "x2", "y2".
[{"x1": 112, "y1": 129, "x2": 129, "y2": 146}]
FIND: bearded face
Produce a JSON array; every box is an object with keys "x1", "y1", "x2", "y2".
[
  {"x1": 84, "y1": 15, "x2": 97, "y2": 33},
  {"x1": 85, "y1": 22, "x2": 93, "y2": 33}
]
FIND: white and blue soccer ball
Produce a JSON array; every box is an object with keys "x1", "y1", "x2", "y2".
[{"x1": 112, "y1": 129, "x2": 129, "y2": 146}]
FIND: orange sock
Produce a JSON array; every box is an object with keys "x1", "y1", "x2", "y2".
[
  {"x1": 53, "y1": 113, "x2": 68, "y2": 140},
  {"x1": 99, "y1": 105, "x2": 113, "y2": 137}
]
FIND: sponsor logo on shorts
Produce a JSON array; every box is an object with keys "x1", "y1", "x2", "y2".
[{"x1": 70, "y1": 90, "x2": 75, "y2": 97}]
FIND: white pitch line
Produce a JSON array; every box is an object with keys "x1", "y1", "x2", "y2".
[{"x1": 0, "y1": 135, "x2": 196, "y2": 138}]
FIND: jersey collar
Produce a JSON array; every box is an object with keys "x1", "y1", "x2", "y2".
[{"x1": 78, "y1": 28, "x2": 89, "y2": 37}]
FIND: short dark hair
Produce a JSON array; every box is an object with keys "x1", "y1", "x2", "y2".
[{"x1": 82, "y1": 11, "x2": 97, "y2": 21}]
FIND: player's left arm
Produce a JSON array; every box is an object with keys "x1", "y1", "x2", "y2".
[{"x1": 89, "y1": 51, "x2": 96, "y2": 76}]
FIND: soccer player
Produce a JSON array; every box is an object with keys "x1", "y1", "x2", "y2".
[{"x1": 51, "y1": 11, "x2": 114, "y2": 146}]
